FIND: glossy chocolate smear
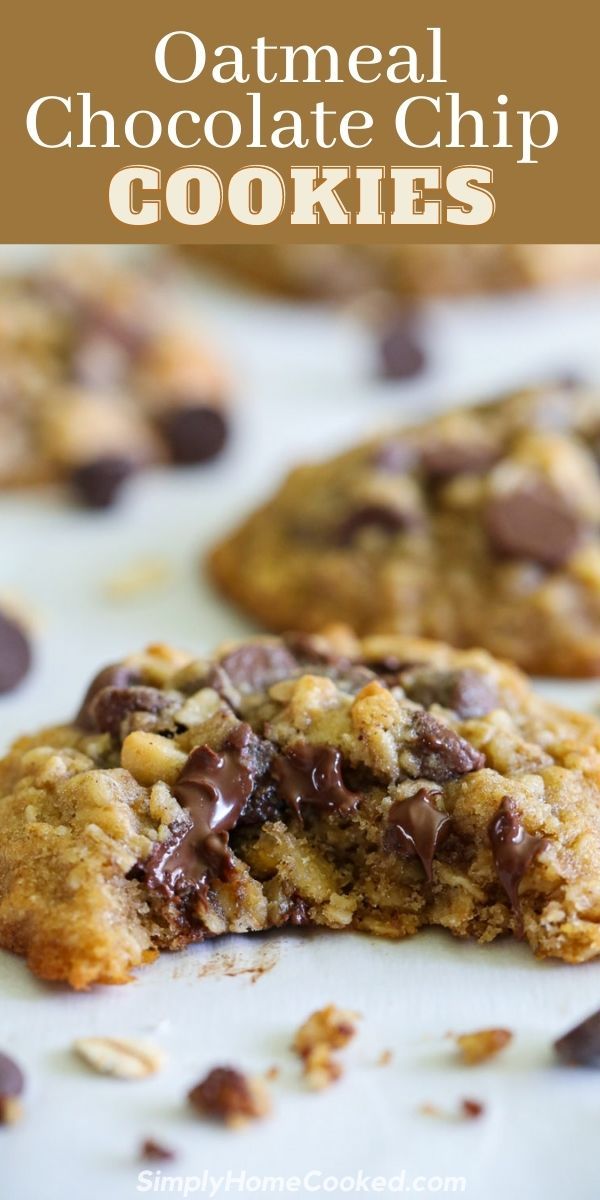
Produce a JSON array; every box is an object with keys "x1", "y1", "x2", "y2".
[
  {"x1": 217, "y1": 642, "x2": 298, "y2": 693},
  {"x1": 409, "y1": 712, "x2": 485, "y2": 783},
  {"x1": 555, "y1": 1009, "x2": 600, "y2": 1067},
  {"x1": 0, "y1": 611, "x2": 32, "y2": 695},
  {"x1": 138, "y1": 724, "x2": 257, "y2": 898},
  {"x1": 404, "y1": 668, "x2": 498, "y2": 719},
  {"x1": 159, "y1": 405, "x2": 228, "y2": 464},
  {"x1": 88, "y1": 685, "x2": 172, "y2": 738},
  {"x1": 485, "y1": 484, "x2": 582, "y2": 567},
  {"x1": 76, "y1": 662, "x2": 141, "y2": 728},
  {"x1": 387, "y1": 788, "x2": 451, "y2": 881},
  {"x1": 271, "y1": 743, "x2": 360, "y2": 820},
  {"x1": 70, "y1": 456, "x2": 135, "y2": 509},
  {"x1": 488, "y1": 797, "x2": 548, "y2": 921},
  {"x1": 337, "y1": 503, "x2": 417, "y2": 546}
]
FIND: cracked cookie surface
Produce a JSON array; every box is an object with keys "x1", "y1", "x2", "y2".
[
  {"x1": 2, "y1": 629, "x2": 600, "y2": 988},
  {"x1": 210, "y1": 387, "x2": 600, "y2": 676}
]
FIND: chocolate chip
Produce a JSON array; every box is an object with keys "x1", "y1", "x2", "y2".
[
  {"x1": 0, "y1": 1052, "x2": 24, "y2": 1124},
  {"x1": 485, "y1": 484, "x2": 583, "y2": 567},
  {"x1": 271, "y1": 743, "x2": 360, "y2": 820},
  {"x1": 75, "y1": 662, "x2": 141, "y2": 728},
  {"x1": 137, "y1": 724, "x2": 258, "y2": 899},
  {"x1": 387, "y1": 788, "x2": 451, "y2": 881},
  {"x1": 0, "y1": 611, "x2": 31, "y2": 695},
  {"x1": 159, "y1": 406, "x2": 228, "y2": 464},
  {"x1": 488, "y1": 797, "x2": 548, "y2": 923},
  {"x1": 555, "y1": 1010, "x2": 600, "y2": 1067},
  {"x1": 422, "y1": 440, "x2": 499, "y2": 480},
  {"x1": 409, "y1": 712, "x2": 485, "y2": 783},
  {"x1": 403, "y1": 668, "x2": 498, "y2": 719},
  {"x1": 378, "y1": 312, "x2": 426, "y2": 380},
  {"x1": 217, "y1": 643, "x2": 298, "y2": 694},
  {"x1": 461, "y1": 1099, "x2": 485, "y2": 1120},
  {"x1": 70, "y1": 456, "x2": 135, "y2": 509},
  {"x1": 287, "y1": 896, "x2": 311, "y2": 926},
  {"x1": 87, "y1": 685, "x2": 171, "y2": 738},
  {"x1": 337, "y1": 503, "x2": 417, "y2": 546},
  {"x1": 140, "y1": 1139, "x2": 177, "y2": 1162}
]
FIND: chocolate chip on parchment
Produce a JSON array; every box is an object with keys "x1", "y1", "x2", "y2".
[
  {"x1": 337, "y1": 503, "x2": 417, "y2": 546},
  {"x1": 0, "y1": 1052, "x2": 25, "y2": 1125},
  {"x1": 159, "y1": 405, "x2": 228, "y2": 464},
  {"x1": 485, "y1": 484, "x2": 582, "y2": 567},
  {"x1": 70, "y1": 456, "x2": 135, "y2": 509},
  {"x1": 0, "y1": 611, "x2": 32, "y2": 695},
  {"x1": 87, "y1": 685, "x2": 171, "y2": 738},
  {"x1": 188, "y1": 1067, "x2": 270, "y2": 1126},
  {"x1": 75, "y1": 662, "x2": 141, "y2": 728},
  {"x1": 409, "y1": 712, "x2": 485, "y2": 783},
  {"x1": 378, "y1": 312, "x2": 426, "y2": 381},
  {"x1": 404, "y1": 668, "x2": 498, "y2": 719},
  {"x1": 488, "y1": 797, "x2": 548, "y2": 921},
  {"x1": 140, "y1": 1139, "x2": 177, "y2": 1162},
  {"x1": 555, "y1": 1009, "x2": 600, "y2": 1067},
  {"x1": 272, "y1": 743, "x2": 360, "y2": 820},
  {"x1": 217, "y1": 642, "x2": 299, "y2": 693},
  {"x1": 387, "y1": 788, "x2": 451, "y2": 881}
]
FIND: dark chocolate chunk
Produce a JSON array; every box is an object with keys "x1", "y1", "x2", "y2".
[
  {"x1": 137, "y1": 724, "x2": 257, "y2": 898},
  {"x1": 461, "y1": 1098, "x2": 485, "y2": 1120},
  {"x1": 485, "y1": 484, "x2": 582, "y2": 567},
  {"x1": 75, "y1": 662, "x2": 141, "y2": 728},
  {"x1": 140, "y1": 1139, "x2": 177, "y2": 1162},
  {"x1": 404, "y1": 668, "x2": 498, "y2": 719},
  {"x1": 217, "y1": 642, "x2": 298, "y2": 694},
  {"x1": 158, "y1": 405, "x2": 228, "y2": 464},
  {"x1": 287, "y1": 896, "x2": 311, "y2": 926},
  {"x1": 0, "y1": 611, "x2": 32, "y2": 695},
  {"x1": 87, "y1": 685, "x2": 171, "y2": 738},
  {"x1": 271, "y1": 743, "x2": 360, "y2": 820},
  {"x1": 488, "y1": 797, "x2": 548, "y2": 921},
  {"x1": 188, "y1": 1067, "x2": 260, "y2": 1122},
  {"x1": 409, "y1": 712, "x2": 485, "y2": 783},
  {"x1": 422, "y1": 440, "x2": 499, "y2": 480},
  {"x1": 555, "y1": 1009, "x2": 600, "y2": 1067},
  {"x1": 387, "y1": 788, "x2": 451, "y2": 881},
  {"x1": 378, "y1": 312, "x2": 426, "y2": 380},
  {"x1": 70, "y1": 456, "x2": 134, "y2": 509},
  {"x1": 337, "y1": 503, "x2": 417, "y2": 546},
  {"x1": 0, "y1": 1053, "x2": 24, "y2": 1101}
]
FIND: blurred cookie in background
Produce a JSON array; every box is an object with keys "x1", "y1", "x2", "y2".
[
  {"x1": 0, "y1": 257, "x2": 231, "y2": 508},
  {"x1": 187, "y1": 244, "x2": 600, "y2": 302},
  {"x1": 209, "y1": 384, "x2": 600, "y2": 677}
]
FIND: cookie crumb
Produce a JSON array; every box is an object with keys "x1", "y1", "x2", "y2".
[
  {"x1": 104, "y1": 557, "x2": 171, "y2": 600},
  {"x1": 292, "y1": 1005, "x2": 359, "y2": 1090},
  {"x1": 188, "y1": 1067, "x2": 271, "y2": 1128},
  {"x1": 376, "y1": 1049, "x2": 394, "y2": 1067},
  {"x1": 140, "y1": 1139, "x2": 177, "y2": 1162},
  {"x1": 74, "y1": 1037, "x2": 165, "y2": 1079},
  {"x1": 455, "y1": 1028, "x2": 512, "y2": 1065},
  {"x1": 461, "y1": 1098, "x2": 485, "y2": 1119}
]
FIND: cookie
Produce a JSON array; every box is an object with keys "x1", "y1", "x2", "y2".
[
  {"x1": 189, "y1": 244, "x2": 600, "y2": 301},
  {"x1": 209, "y1": 386, "x2": 600, "y2": 677},
  {"x1": 2, "y1": 630, "x2": 599, "y2": 989},
  {"x1": 0, "y1": 258, "x2": 230, "y2": 504}
]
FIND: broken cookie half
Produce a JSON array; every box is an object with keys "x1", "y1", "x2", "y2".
[{"x1": 1, "y1": 629, "x2": 600, "y2": 989}]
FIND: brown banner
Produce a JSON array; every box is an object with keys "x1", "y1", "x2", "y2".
[{"x1": 1, "y1": 0, "x2": 598, "y2": 242}]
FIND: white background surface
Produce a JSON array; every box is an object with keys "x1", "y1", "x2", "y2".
[{"x1": 3, "y1": 249, "x2": 600, "y2": 1200}]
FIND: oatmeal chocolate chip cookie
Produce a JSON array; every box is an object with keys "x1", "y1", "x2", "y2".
[
  {"x1": 209, "y1": 386, "x2": 600, "y2": 677},
  {"x1": 0, "y1": 257, "x2": 230, "y2": 504},
  {"x1": 188, "y1": 244, "x2": 600, "y2": 301},
  {"x1": 2, "y1": 630, "x2": 600, "y2": 988}
]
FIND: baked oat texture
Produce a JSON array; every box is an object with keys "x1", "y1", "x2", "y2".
[
  {"x1": 2, "y1": 630, "x2": 600, "y2": 989},
  {"x1": 0, "y1": 257, "x2": 229, "y2": 500},
  {"x1": 210, "y1": 387, "x2": 600, "y2": 677},
  {"x1": 189, "y1": 244, "x2": 600, "y2": 301}
]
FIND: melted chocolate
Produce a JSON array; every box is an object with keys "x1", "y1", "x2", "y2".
[
  {"x1": 488, "y1": 797, "x2": 548, "y2": 926},
  {"x1": 387, "y1": 788, "x2": 451, "y2": 881},
  {"x1": 271, "y1": 743, "x2": 360, "y2": 820}
]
